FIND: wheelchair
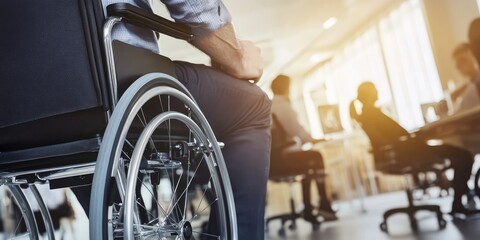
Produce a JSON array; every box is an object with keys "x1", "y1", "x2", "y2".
[{"x1": 0, "y1": 1, "x2": 236, "y2": 239}]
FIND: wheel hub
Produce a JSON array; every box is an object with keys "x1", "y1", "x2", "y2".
[
  {"x1": 146, "y1": 152, "x2": 182, "y2": 170},
  {"x1": 182, "y1": 221, "x2": 193, "y2": 239}
]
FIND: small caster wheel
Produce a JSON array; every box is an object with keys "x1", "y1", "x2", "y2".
[
  {"x1": 288, "y1": 223, "x2": 297, "y2": 230},
  {"x1": 312, "y1": 223, "x2": 320, "y2": 232},
  {"x1": 380, "y1": 222, "x2": 388, "y2": 233},
  {"x1": 278, "y1": 228, "x2": 286, "y2": 236},
  {"x1": 201, "y1": 221, "x2": 208, "y2": 233},
  {"x1": 410, "y1": 220, "x2": 418, "y2": 232},
  {"x1": 438, "y1": 219, "x2": 447, "y2": 229}
]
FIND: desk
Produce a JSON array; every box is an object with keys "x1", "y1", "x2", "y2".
[
  {"x1": 418, "y1": 106, "x2": 480, "y2": 154},
  {"x1": 314, "y1": 132, "x2": 372, "y2": 213}
]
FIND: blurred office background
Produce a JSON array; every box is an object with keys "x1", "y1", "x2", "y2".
[
  {"x1": 9, "y1": 0, "x2": 480, "y2": 239},
  {"x1": 155, "y1": 0, "x2": 480, "y2": 202},
  {"x1": 155, "y1": 0, "x2": 480, "y2": 239}
]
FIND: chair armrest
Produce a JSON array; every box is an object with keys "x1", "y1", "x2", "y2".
[
  {"x1": 107, "y1": 3, "x2": 193, "y2": 41},
  {"x1": 271, "y1": 141, "x2": 296, "y2": 153}
]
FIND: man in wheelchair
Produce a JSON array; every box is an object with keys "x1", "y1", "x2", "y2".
[
  {"x1": 98, "y1": 0, "x2": 271, "y2": 239},
  {"x1": 0, "y1": 0, "x2": 271, "y2": 239}
]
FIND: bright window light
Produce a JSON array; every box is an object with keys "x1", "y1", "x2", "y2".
[
  {"x1": 323, "y1": 17, "x2": 337, "y2": 29},
  {"x1": 303, "y1": 0, "x2": 442, "y2": 134}
]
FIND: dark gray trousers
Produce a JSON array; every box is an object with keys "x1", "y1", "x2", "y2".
[{"x1": 174, "y1": 61, "x2": 272, "y2": 240}]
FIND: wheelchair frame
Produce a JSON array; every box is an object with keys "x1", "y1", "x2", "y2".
[{"x1": 0, "y1": 2, "x2": 237, "y2": 239}]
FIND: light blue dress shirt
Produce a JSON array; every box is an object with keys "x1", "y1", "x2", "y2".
[{"x1": 102, "y1": 0, "x2": 232, "y2": 53}]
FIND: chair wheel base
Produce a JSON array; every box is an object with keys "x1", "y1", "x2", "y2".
[
  {"x1": 380, "y1": 209, "x2": 447, "y2": 233},
  {"x1": 288, "y1": 224, "x2": 297, "y2": 230},
  {"x1": 312, "y1": 223, "x2": 320, "y2": 231},
  {"x1": 380, "y1": 222, "x2": 388, "y2": 233},
  {"x1": 410, "y1": 219, "x2": 419, "y2": 232},
  {"x1": 438, "y1": 219, "x2": 447, "y2": 229}
]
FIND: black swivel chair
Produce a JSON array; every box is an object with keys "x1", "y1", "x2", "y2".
[
  {"x1": 266, "y1": 115, "x2": 321, "y2": 236},
  {"x1": 350, "y1": 102, "x2": 447, "y2": 233}
]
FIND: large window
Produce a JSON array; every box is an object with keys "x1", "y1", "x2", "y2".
[
  {"x1": 304, "y1": 0, "x2": 443, "y2": 137},
  {"x1": 378, "y1": 0, "x2": 443, "y2": 129}
]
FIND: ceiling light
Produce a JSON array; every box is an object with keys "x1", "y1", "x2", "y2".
[
  {"x1": 323, "y1": 17, "x2": 337, "y2": 29},
  {"x1": 309, "y1": 54, "x2": 322, "y2": 63}
]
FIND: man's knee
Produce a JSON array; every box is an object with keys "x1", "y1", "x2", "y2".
[{"x1": 242, "y1": 84, "x2": 271, "y2": 123}]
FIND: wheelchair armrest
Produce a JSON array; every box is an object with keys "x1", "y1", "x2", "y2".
[{"x1": 107, "y1": 3, "x2": 193, "y2": 41}]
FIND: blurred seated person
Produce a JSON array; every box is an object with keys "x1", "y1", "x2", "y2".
[
  {"x1": 449, "y1": 43, "x2": 480, "y2": 113},
  {"x1": 468, "y1": 17, "x2": 480, "y2": 87},
  {"x1": 350, "y1": 82, "x2": 477, "y2": 216},
  {"x1": 271, "y1": 75, "x2": 337, "y2": 222}
]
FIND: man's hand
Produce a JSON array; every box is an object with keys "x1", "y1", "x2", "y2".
[{"x1": 233, "y1": 40, "x2": 263, "y2": 81}]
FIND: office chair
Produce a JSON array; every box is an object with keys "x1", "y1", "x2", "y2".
[
  {"x1": 266, "y1": 115, "x2": 322, "y2": 236},
  {"x1": 350, "y1": 101, "x2": 447, "y2": 233}
]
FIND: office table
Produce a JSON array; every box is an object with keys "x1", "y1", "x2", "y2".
[{"x1": 418, "y1": 106, "x2": 480, "y2": 154}]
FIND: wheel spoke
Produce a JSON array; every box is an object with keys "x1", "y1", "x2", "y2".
[
  {"x1": 192, "y1": 231, "x2": 220, "y2": 239},
  {"x1": 122, "y1": 151, "x2": 131, "y2": 160},
  {"x1": 184, "y1": 109, "x2": 193, "y2": 221},
  {"x1": 165, "y1": 169, "x2": 185, "y2": 222},
  {"x1": 125, "y1": 139, "x2": 135, "y2": 149},
  {"x1": 167, "y1": 154, "x2": 206, "y2": 219},
  {"x1": 138, "y1": 176, "x2": 173, "y2": 223},
  {"x1": 168, "y1": 95, "x2": 172, "y2": 158},
  {"x1": 191, "y1": 176, "x2": 213, "y2": 220},
  {"x1": 137, "y1": 108, "x2": 160, "y2": 154},
  {"x1": 135, "y1": 198, "x2": 159, "y2": 223},
  {"x1": 187, "y1": 198, "x2": 218, "y2": 223},
  {"x1": 183, "y1": 151, "x2": 192, "y2": 221},
  {"x1": 13, "y1": 215, "x2": 24, "y2": 236}
]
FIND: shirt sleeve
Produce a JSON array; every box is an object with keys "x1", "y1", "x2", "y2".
[{"x1": 160, "y1": 0, "x2": 232, "y2": 37}]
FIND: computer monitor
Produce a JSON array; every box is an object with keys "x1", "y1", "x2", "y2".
[
  {"x1": 420, "y1": 102, "x2": 442, "y2": 123},
  {"x1": 318, "y1": 104, "x2": 344, "y2": 134}
]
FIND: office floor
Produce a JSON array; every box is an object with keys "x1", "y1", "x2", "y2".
[
  {"x1": 39, "y1": 190, "x2": 480, "y2": 240},
  {"x1": 266, "y1": 191, "x2": 480, "y2": 240}
]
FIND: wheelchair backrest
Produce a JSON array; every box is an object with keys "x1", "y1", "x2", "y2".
[
  {"x1": 0, "y1": 0, "x2": 185, "y2": 153},
  {"x1": 0, "y1": 0, "x2": 108, "y2": 151}
]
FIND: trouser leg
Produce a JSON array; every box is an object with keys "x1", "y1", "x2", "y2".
[
  {"x1": 285, "y1": 150, "x2": 332, "y2": 212},
  {"x1": 426, "y1": 145, "x2": 474, "y2": 205},
  {"x1": 301, "y1": 177, "x2": 313, "y2": 211},
  {"x1": 174, "y1": 61, "x2": 272, "y2": 240}
]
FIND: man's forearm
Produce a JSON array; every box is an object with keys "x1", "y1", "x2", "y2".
[
  {"x1": 191, "y1": 23, "x2": 263, "y2": 81},
  {"x1": 191, "y1": 23, "x2": 242, "y2": 73}
]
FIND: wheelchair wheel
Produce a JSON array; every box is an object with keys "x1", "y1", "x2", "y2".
[
  {"x1": 0, "y1": 185, "x2": 39, "y2": 240},
  {"x1": 90, "y1": 73, "x2": 237, "y2": 240}
]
